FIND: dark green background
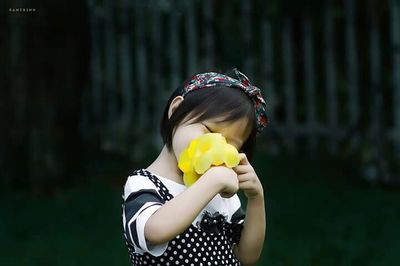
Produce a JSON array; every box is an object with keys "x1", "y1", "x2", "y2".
[
  {"x1": 1, "y1": 151, "x2": 400, "y2": 265},
  {"x1": 1, "y1": 0, "x2": 400, "y2": 265}
]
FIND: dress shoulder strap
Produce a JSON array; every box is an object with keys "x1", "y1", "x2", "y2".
[{"x1": 131, "y1": 168, "x2": 175, "y2": 202}]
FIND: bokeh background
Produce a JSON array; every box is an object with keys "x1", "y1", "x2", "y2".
[{"x1": 1, "y1": 0, "x2": 400, "y2": 265}]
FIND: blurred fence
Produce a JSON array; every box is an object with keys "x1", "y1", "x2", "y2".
[{"x1": 82, "y1": 0, "x2": 400, "y2": 182}]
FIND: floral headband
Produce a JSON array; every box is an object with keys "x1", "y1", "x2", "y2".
[{"x1": 178, "y1": 68, "x2": 269, "y2": 133}]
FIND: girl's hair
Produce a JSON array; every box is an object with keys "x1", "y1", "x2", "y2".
[{"x1": 160, "y1": 85, "x2": 257, "y2": 162}]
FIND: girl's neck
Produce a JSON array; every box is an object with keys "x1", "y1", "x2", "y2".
[{"x1": 146, "y1": 145, "x2": 185, "y2": 185}]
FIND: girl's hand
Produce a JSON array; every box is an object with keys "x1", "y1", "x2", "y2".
[
  {"x1": 232, "y1": 153, "x2": 264, "y2": 199},
  {"x1": 203, "y1": 166, "x2": 239, "y2": 198}
]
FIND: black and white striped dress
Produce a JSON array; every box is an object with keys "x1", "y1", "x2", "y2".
[{"x1": 121, "y1": 168, "x2": 246, "y2": 266}]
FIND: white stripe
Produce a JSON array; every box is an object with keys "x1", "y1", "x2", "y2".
[
  {"x1": 126, "y1": 201, "x2": 163, "y2": 246},
  {"x1": 136, "y1": 204, "x2": 168, "y2": 256},
  {"x1": 122, "y1": 204, "x2": 126, "y2": 230},
  {"x1": 124, "y1": 175, "x2": 159, "y2": 200}
]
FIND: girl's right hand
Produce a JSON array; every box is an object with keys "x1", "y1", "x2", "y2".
[{"x1": 203, "y1": 166, "x2": 239, "y2": 198}]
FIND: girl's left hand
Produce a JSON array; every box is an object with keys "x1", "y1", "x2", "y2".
[{"x1": 232, "y1": 153, "x2": 264, "y2": 199}]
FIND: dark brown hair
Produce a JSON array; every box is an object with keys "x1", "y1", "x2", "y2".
[{"x1": 160, "y1": 85, "x2": 257, "y2": 162}]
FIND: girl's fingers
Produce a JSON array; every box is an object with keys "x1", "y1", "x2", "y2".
[
  {"x1": 233, "y1": 164, "x2": 252, "y2": 174},
  {"x1": 237, "y1": 173, "x2": 253, "y2": 183},
  {"x1": 238, "y1": 179, "x2": 255, "y2": 190},
  {"x1": 234, "y1": 153, "x2": 253, "y2": 170},
  {"x1": 238, "y1": 153, "x2": 250, "y2": 165}
]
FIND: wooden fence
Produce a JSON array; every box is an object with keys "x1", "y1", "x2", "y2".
[{"x1": 82, "y1": 0, "x2": 400, "y2": 182}]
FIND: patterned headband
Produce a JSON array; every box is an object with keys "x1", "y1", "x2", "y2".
[{"x1": 178, "y1": 68, "x2": 268, "y2": 133}]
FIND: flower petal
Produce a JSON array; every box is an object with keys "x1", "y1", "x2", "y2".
[
  {"x1": 194, "y1": 151, "x2": 214, "y2": 174},
  {"x1": 178, "y1": 149, "x2": 192, "y2": 173},
  {"x1": 183, "y1": 171, "x2": 199, "y2": 187},
  {"x1": 222, "y1": 144, "x2": 240, "y2": 167},
  {"x1": 187, "y1": 139, "x2": 199, "y2": 157}
]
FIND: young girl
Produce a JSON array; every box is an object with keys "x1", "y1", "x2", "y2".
[{"x1": 122, "y1": 69, "x2": 268, "y2": 266}]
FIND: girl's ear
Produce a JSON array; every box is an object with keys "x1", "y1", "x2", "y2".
[{"x1": 168, "y1": 96, "x2": 184, "y2": 119}]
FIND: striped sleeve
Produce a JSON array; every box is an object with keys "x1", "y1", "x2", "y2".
[{"x1": 122, "y1": 174, "x2": 168, "y2": 256}]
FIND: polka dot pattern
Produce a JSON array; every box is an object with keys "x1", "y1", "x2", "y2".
[{"x1": 123, "y1": 169, "x2": 244, "y2": 266}]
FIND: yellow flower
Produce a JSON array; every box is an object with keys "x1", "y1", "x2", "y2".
[{"x1": 178, "y1": 133, "x2": 241, "y2": 187}]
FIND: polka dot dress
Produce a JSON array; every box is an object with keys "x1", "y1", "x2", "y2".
[{"x1": 123, "y1": 169, "x2": 244, "y2": 266}]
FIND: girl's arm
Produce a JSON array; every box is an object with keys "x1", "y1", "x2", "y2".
[
  {"x1": 232, "y1": 153, "x2": 266, "y2": 265},
  {"x1": 144, "y1": 166, "x2": 238, "y2": 245},
  {"x1": 233, "y1": 194, "x2": 266, "y2": 265}
]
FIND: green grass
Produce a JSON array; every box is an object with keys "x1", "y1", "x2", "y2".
[
  {"x1": 255, "y1": 154, "x2": 400, "y2": 266},
  {"x1": 1, "y1": 152, "x2": 399, "y2": 265},
  {"x1": 0, "y1": 182, "x2": 128, "y2": 265}
]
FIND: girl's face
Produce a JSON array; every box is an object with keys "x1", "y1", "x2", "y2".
[
  {"x1": 168, "y1": 96, "x2": 252, "y2": 166},
  {"x1": 172, "y1": 117, "x2": 251, "y2": 167}
]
